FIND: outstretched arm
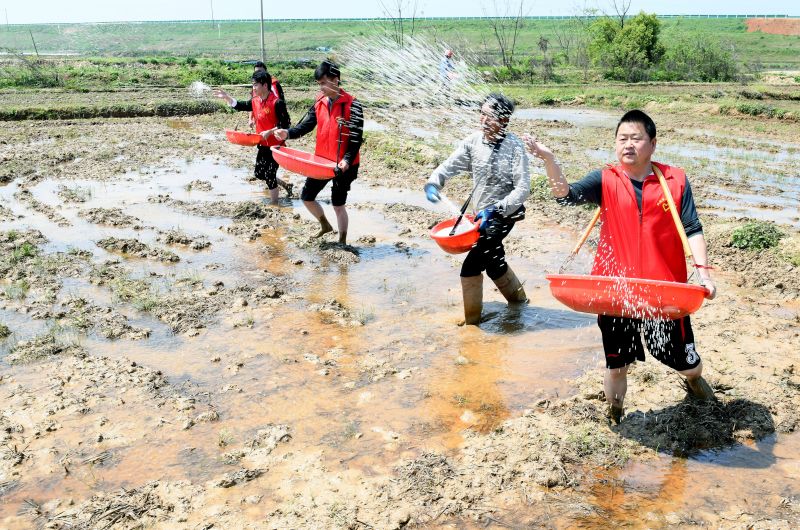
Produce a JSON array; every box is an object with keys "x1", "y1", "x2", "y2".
[{"x1": 523, "y1": 134, "x2": 569, "y2": 198}]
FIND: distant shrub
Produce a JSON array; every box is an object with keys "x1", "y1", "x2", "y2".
[
  {"x1": 589, "y1": 13, "x2": 664, "y2": 82},
  {"x1": 184, "y1": 57, "x2": 198, "y2": 66},
  {"x1": 273, "y1": 68, "x2": 315, "y2": 86},
  {"x1": 0, "y1": 323, "x2": 10, "y2": 339},
  {"x1": 730, "y1": 221, "x2": 784, "y2": 250},
  {"x1": 654, "y1": 35, "x2": 738, "y2": 82}
]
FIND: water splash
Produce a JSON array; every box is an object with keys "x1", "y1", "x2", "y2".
[
  {"x1": 188, "y1": 81, "x2": 212, "y2": 98},
  {"x1": 340, "y1": 35, "x2": 490, "y2": 144}
]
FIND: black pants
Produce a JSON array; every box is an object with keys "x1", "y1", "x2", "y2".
[
  {"x1": 300, "y1": 164, "x2": 359, "y2": 207},
  {"x1": 255, "y1": 145, "x2": 279, "y2": 190},
  {"x1": 460, "y1": 207, "x2": 523, "y2": 279}
]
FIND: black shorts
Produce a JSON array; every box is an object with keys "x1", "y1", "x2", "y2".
[
  {"x1": 255, "y1": 145, "x2": 279, "y2": 190},
  {"x1": 300, "y1": 164, "x2": 358, "y2": 207},
  {"x1": 598, "y1": 315, "x2": 701, "y2": 371}
]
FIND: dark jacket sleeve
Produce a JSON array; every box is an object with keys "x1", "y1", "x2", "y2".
[
  {"x1": 556, "y1": 169, "x2": 603, "y2": 206},
  {"x1": 274, "y1": 99, "x2": 291, "y2": 129},
  {"x1": 233, "y1": 98, "x2": 253, "y2": 112},
  {"x1": 343, "y1": 100, "x2": 364, "y2": 166},
  {"x1": 274, "y1": 81, "x2": 285, "y2": 101},
  {"x1": 287, "y1": 104, "x2": 317, "y2": 139},
  {"x1": 681, "y1": 178, "x2": 703, "y2": 237}
]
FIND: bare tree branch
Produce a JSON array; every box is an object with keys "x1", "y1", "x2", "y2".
[
  {"x1": 379, "y1": 0, "x2": 422, "y2": 47},
  {"x1": 611, "y1": 0, "x2": 632, "y2": 28}
]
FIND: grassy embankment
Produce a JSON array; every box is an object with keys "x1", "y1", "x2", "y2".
[
  {"x1": 1, "y1": 18, "x2": 799, "y2": 67},
  {"x1": 0, "y1": 17, "x2": 798, "y2": 120}
]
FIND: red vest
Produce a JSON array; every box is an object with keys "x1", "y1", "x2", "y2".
[
  {"x1": 251, "y1": 92, "x2": 284, "y2": 147},
  {"x1": 591, "y1": 162, "x2": 687, "y2": 282},
  {"x1": 313, "y1": 89, "x2": 360, "y2": 165}
]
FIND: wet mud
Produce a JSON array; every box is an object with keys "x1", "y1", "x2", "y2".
[{"x1": 0, "y1": 103, "x2": 798, "y2": 529}]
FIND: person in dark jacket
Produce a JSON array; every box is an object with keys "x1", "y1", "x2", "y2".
[
  {"x1": 273, "y1": 60, "x2": 363, "y2": 244},
  {"x1": 215, "y1": 71, "x2": 293, "y2": 203}
]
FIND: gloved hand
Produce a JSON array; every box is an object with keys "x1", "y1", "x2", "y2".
[
  {"x1": 475, "y1": 206, "x2": 496, "y2": 232},
  {"x1": 424, "y1": 183, "x2": 441, "y2": 203}
]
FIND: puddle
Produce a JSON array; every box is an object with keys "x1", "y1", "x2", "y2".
[
  {"x1": 514, "y1": 107, "x2": 619, "y2": 128},
  {"x1": 576, "y1": 432, "x2": 800, "y2": 528},
  {"x1": 705, "y1": 186, "x2": 800, "y2": 226},
  {"x1": 364, "y1": 119, "x2": 387, "y2": 132},
  {"x1": 660, "y1": 142, "x2": 796, "y2": 164}
]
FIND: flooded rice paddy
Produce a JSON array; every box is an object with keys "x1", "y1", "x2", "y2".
[{"x1": 0, "y1": 102, "x2": 798, "y2": 528}]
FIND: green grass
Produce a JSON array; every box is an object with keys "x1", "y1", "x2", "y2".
[
  {"x1": 1, "y1": 17, "x2": 798, "y2": 67},
  {"x1": 730, "y1": 221, "x2": 784, "y2": 250},
  {"x1": 3, "y1": 279, "x2": 31, "y2": 300}
]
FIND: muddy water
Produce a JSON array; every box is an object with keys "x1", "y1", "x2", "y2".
[
  {"x1": 0, "y1": 157, "x2": 601, "y2": 518},
  {"x1": 514, "y1": 108, "x2": 618, "y2": 128},
  {"x1": 578, "y1": 432, "x2": 800, "y2": 528},
  {"x1": 1, "y1": 144, "x2": 798, "y2": 527}
]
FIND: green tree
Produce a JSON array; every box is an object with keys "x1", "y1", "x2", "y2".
[
  {"x1": 589, "y1": 12, "x2": 664, "y2": 82},
  {"x1": 656, "y1": 35, "x2": 738, "y2": 82}
]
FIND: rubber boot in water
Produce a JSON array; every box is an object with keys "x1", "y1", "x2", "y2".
[
  {"x1": 492, "y1": 267, "x2": 527, "y2": 303},
  {"x1": 314, "y1": 216, "x2": 334, "y2": 238},
  {"x1": 461, "y1": 275, "x2": 483, "y2": 326}
]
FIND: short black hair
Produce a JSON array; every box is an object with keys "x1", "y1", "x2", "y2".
[
  {"x1": 254, "y1": 61, "x2": 266, "y2": 70},
  {"x1": 615, "y1": 110, "x2": 657, "y2": 139},
  {"x1": 252, "y1": 70, "x2": 272, "y2": 87},
  {"x1": 314, "y1": 60, "x2": 341, "y2": 81},
  {"x1": 483, "y1": 93, "x2": 515, "y2": 122}
]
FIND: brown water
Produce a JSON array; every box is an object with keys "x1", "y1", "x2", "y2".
[
  {"x1": 0, "y1": 158, "x2": 601, "y2": 519},
  {"x1": 1, "y1": 155, "x2": 797, "y2": 526}
]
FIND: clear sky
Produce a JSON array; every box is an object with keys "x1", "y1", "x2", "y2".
[{"x1": 1, "y1": 0, "x2": 797, "y2": 24}]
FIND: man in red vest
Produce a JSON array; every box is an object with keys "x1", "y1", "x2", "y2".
[
  {"x1": 249, "y1": 61, "x2": 285, "y2": 129},
  {"x1": 525, "y1": 110, "x2": 717, "y2": 424},
  {"x1": 273, "y1": 60, "x2": 363, "y2": 245},
  {"x1": 214, "y1": 71, "x2": 292, "y2": 204}
]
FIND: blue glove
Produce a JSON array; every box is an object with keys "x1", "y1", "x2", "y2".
[
  {"x1": 475, "y1": 206, "x2": 496, "y2": 232},
  {"x1": 424, "y1": 183, "x2": 441, "y2": 203}
]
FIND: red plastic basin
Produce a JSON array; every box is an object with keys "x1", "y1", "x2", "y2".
[
  {"x1": 545, "y1": 274, "x2": 709, "y2": 320},
  {"x1": 430, "y1": 215, "x2": 480, "y2": 254},
  {"x1": 225, "y1": 130, "x2": 262, "y2": 146},
  {"x1": 271, "y1": 146, "x2": 337, "y2": 180}
]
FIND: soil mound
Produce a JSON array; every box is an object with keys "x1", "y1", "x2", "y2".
[{"x1": 746, "y1": 18, "x2": 800, "y2": 36}]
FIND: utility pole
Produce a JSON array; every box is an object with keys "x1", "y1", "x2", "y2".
[
  {"x1": 29, "y1": 30, "x2": 39, "y2": 56},
  {"x1": 260, "y1": 0, "x2": 265, "y2": 63},
  {"x1": 210, "y1": 0, "x2": 215, "y2": 28}
]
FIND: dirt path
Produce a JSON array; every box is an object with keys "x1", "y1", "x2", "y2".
[{"x1": 0, "y1": 104, "x2": 798, "y2": 528}]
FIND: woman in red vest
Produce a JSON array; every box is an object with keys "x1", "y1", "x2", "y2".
[
  {"x1": 214, "y1": 71, "x2": 292, "y2": 204},
  {"x1": 525, "y1": 110, "x2": 717, "y2": 424},
  {"x1": 273, "y1": 60, "x2": 363, "y2": 245}
]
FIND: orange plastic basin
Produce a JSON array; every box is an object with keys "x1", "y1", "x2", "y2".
[
  {"x1": 545, "y1": 274, "x2": 709, "y2": 320},
  {"x1": 271, "y1": 146, "x2": 337, "y2": 180},
  {"x1": 225, "y1": 130, "x2": 262, "y2": 146},
  {"x1": 430, "y1": 215, "x2": 480, "y2": 254}
]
